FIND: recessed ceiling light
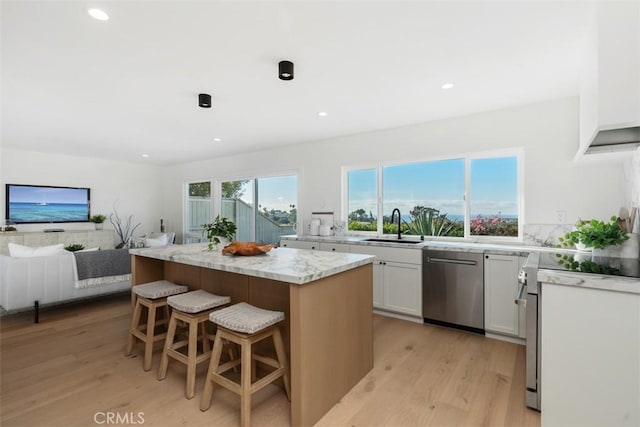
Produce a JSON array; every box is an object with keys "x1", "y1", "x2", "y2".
[
  {"x1": 441, "y1": 83, "x2": 454, "y2": 90},
  {"x1": 88, "y1": 8, "x2": 109, "y2": 21},
  {"x1": 318, "y1": 111, "x2": 328, "y2": 117},
  {"x1": 142, "y1": 154, "x2": 149, "y2": 158},
  {"x1": 213, "y1": 137, "x2": 222, "y2": 142}
]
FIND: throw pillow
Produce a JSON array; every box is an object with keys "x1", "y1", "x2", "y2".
[
  {"x1": 8, "y1": 243, "x2": 65, "y2": 258},
  {"x1": 144, "y1": 234, "x2": 168, "y2": 247}
]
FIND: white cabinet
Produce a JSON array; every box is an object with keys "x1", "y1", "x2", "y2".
[
  {"x1": 318, "y1": 242, "x2": 350, "y2": 253},
  {"x1": 382, "y1": 261, "x2": 421, "y2": 316},
  {"x1": 351, "y1": 244, "x2": 422, "y2": 318},
  {"x1": 484, "y1": 254, "x2": 526, "y2": 338},
  {"x1": 280, "y1": 239, "x2": 318, "y2": 250},
  {"x1": 541, "y1": 282, "x2": 640, "y2": 426}
]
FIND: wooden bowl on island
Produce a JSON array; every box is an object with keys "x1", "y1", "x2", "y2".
[{"x1": 221, "y1": 241, "x2": 275, "y2": 256}]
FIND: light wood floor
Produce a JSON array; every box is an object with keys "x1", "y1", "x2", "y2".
[{"x1": 0, "y1": 294, "x2": 540, "y2": 427}]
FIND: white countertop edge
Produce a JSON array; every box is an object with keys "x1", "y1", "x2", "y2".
[
  {"x1": 538, "y1": 268, "x2": 640, "y2": 295},
  {"x1": 130, "y1": 244, "x2": 376, "y2": 285}
]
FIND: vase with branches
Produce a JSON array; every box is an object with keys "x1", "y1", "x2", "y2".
[{"x1": 110, "y1": 206, "x2": 141, "y2": 249}]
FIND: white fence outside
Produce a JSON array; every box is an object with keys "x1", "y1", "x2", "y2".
[{"x1": 186, "y1": 197, "x2": 294, "y2": 244}]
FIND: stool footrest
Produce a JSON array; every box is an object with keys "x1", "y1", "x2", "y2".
[
  {"x1": 132, "y1": 329, "x2": 167, "y2": 343},
  {"x1": 166, "y1": 348, "x2": 211, "y2": 365},
  {"x1": 253, "y1": 354, "x2": 280, "y2": 370},
  {"x1": 216, "y1": 358, "x2": 242, "y2": 374},
  {"x1": 209, "y1": 372, "x2": 241, "y2": 395},
  {"x1": 251, "y1": 368, "x2": 285, "y2": 394}
]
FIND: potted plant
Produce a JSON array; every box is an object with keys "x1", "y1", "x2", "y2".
[
  {"x1": 558, "y1": 216, "x2": 629, "y2": 251},
  {"x1": 90, "y1": 214, "x2": 107, "y2": 230},
  {"x1": 65, "y1": 243, "x2": 85, "y2": 252},
  {"x1": 202, "y1": 215, "x2": 237, "y2": 251}
]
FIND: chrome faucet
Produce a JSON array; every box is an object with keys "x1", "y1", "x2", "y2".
[{"x1": 391, "y1": 208, "x2": 402, "y2": 240}]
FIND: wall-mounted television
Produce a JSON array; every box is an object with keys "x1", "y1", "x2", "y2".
[{"x1": 5, "y1": 184, "x2": 91, "y2": 224}]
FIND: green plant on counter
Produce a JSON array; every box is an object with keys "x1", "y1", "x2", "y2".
[
  {"x1": 558, "y1": 216, "x2": 629, "y2": 250},
  {"x1": 89, "y1": 214, "x2": 107, "y2": 224},
  {"x1": 555, "y1": 253, "x2": 621, "y2": 275},
  {"x1": 202, "y1": 215, "x2": 237, "y2": 250},
  {"x1": 65, "y1": 244, "x2": 85, "y2": 252}
]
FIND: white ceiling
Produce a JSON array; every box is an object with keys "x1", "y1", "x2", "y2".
[{"x1": 1, "y1": 1, "x2": 595, "y2": 165}]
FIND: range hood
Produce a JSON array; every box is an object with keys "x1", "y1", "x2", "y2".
[
  {"x1": 585, "y1": 126, "x2": 640, "y2": 154},
  {"x1": 578, "y1": 3, "x2": 640, "y2": 157}
]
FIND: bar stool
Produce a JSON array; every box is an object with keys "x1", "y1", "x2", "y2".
[
  {"x1": 157, "y1": 289, "x2": 231, "y2": 399},
  {"x1": 200, "y1": 302, "x2": 291, "y2": 427},
  {"x1": 125, "y1": 280, "x2": 189, "y2": 371}
]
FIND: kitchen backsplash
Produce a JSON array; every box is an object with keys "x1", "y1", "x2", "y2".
[
  {"x1": 523, "y1": 224, "x2": 573, "y2": 247},
  {"x1": 624, "y1": 147, "x2": 640, "y2": 233}
]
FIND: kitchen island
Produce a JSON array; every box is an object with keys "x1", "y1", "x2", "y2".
[{"x1": 129, "y1": 243, "x2": 375, "y2": 427}]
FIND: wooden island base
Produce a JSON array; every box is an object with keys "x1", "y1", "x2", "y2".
[{"x1": 131, "y1": 255, "x2": 373, "y2": 426}]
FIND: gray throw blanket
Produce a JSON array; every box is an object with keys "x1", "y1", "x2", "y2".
[{"x1": 74, "y1": 249, "x2": 131, "y2": 288}]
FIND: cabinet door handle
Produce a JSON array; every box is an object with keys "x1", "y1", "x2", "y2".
[
  {"x1": 332, "y1": 248, "x2": 336, "y2": 251},
  {"x1": 311, "y1": 246, "x2": 315, "y2": 250}
]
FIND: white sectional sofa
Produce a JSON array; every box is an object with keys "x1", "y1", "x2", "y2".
[{"x1": 0, "y1": 251, "x2": 131, "y2": 313}]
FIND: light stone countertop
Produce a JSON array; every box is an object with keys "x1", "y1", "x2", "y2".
[
  {"x1": 130, "y1": 243, "x2": 375, "y2": 285},
  {"x1": 280, "y1": 234, "x2": 554, "y2": 256},
  {"x1": 538, "y1": 268, "x2": 640, "y2": 295}
]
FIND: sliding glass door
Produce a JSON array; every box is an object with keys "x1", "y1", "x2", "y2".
[{"x1": 220, "y1": 174, "x2": 297, "y2": 244}]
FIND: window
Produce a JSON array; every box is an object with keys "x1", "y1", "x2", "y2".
[
  {"x1": 185, "y1": 181, "x2": 211, "y2": 243},
  {"x1": 382, "y1": 159, "x2": 465, "y2": 237},
  {"x1": 220, "y1": 174, "x2": 297, "y2": 245},
  {"x1": 347, "y1": 169, "x2": 378, "y2": 232},
  {"x1": 345, "y1": 152, "x2": 521, "y2": 239},
  {"x1": 469, "y1": 156, "x2": 519, "y2": 237}
]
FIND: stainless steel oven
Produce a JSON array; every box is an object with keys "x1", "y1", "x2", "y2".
[{"x1": 518, "y1": 252, "x2": 541, "y2": 411}]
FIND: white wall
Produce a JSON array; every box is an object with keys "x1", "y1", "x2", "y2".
[
  {"x1": 163, "y1": 96, "x2": 625, "y2": 243},
  {"x1": 0, "y1": 149, "x2": 164, "y2": 243}
]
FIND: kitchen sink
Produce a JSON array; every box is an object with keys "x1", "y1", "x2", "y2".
[{"x1": 362, "y1": 238, "x2": 423, "y2": 245}]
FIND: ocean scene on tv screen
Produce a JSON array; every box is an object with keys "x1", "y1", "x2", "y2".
[{"x1": 8, "y1": 186, "x2": 89, "y2": 223}]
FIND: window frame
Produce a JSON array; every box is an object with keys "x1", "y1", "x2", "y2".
[
  {"x1": 183, "y1": 179, "x2": 214, "y2": 244},
  {"x1": 214, "y1": 168, "x2": 300, "y2": 242},
  {"x1": 342, "y1": 148, "x2": 524, "y2": 242}
]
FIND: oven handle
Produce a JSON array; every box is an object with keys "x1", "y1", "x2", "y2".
[{"x1": 515, "y1": 282, "x2": 527, "y2": 306}]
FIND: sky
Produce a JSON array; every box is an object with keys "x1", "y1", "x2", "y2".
[
  {"x1": 349, "y1": 156, "x2": 518, "y2": 219},
  {"x1": 234, "y1": 175, "x2": 298, "y2": 212},
  {"x1": 9, "y1": 185, "x2": 89, "y2": 204}
]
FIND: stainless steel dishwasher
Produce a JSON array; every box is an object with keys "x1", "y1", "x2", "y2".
[{"x1": 422, "y1": 249, "x2": 484, "y2": 334}]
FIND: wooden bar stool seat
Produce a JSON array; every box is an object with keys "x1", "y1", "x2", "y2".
[
  {"x1": 200, "y1": 302, "x2": 291, "y2": 427},
  {"x1": 125, "y1": 280, "x2": 189, "y2": 371},
  {"x1": 157, "y1": 290, "x2": 231, "y2": 399}
]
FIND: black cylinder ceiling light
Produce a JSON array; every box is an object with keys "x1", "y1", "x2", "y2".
[
  {"x1": 279, "y1": 60, "x2": 294, "y2": 80},
  {"x1": 198, "y1": 93, "x2": 212, "y2": 108}
]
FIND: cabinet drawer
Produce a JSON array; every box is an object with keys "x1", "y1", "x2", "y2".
[
  {"x1": 350, "y1": 244, "x2": 421, "y2": 264},
  {"x1": 318, "y1": 242, "x2": 350, "y2": 253},
  {"x1": 280, "y1": 240, "x2": 318, "y2": 250}
]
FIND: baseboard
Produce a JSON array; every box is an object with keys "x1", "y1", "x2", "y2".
[
  {"x1": 485, "y1": 331, "x2": 526, "y2": 346},
  {"x1": 373, "y1": 309, "x2": 423, "y2": 324}
]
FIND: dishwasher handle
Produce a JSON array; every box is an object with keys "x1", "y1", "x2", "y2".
[{"x1": 427, "y1": 257, "x2": 477, "y2": 266}]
